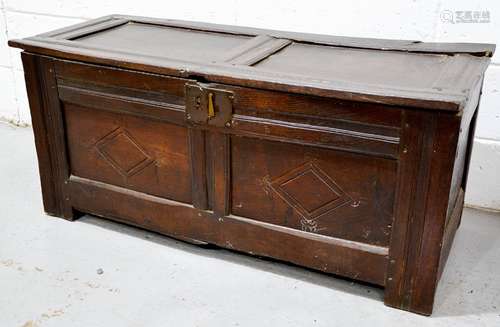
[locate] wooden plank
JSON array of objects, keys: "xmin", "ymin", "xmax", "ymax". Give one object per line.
[
  {"xmin": 222, "ymin": 35, "xmax": 274, "ymax": 62},
  {"xmin": 54, "ymin": 59, "xmax": 188, "ymax": 102},
  {"xmin": 21, "ymin": 53, "xmax": 58, "ymax": 215},
  {"xmin": 52, "ymin": 18, "xmax": 128, "ymax": 40},
  {"xmin": 58, "ymin": 84, "xmax": 186, "ymax": 126},
  {"xmin": 405, "ymin": 113, "xmax": 461, "ymax": 314},
  {"xmin": 225, "ymin": 83, "xmax": 403, "ymax": 129},
  {"xmin": 37, "ymin": 15, "xmax": 116, "ymax": 38},
  {"xmin": 210, "ymin": 132, "xmax": 231, "ymax": 217},
  {"xmin": 68, "ymin": 175, "xmax": 389, "ymax": 285},
  {"xmin": 54, "ymin": 60, "xmax": 188, "ymax": 100},
  {"xmin": 223, "ymin": 35, "xmax": 292, "ymax": 66},
  {"xmin": 230, "ymin": 135, "xmax": 397, "ymax": 246},
  {"xmin": 188, "ymin": 128, "xmax": 209, "ymax": 210},
  {"xmin": 64, "ymin": 103, "xmax": 193, "ymax": 204},
  {"xmin": 384, "ymin": 110, "xmax": 431, "ymax": 311},
  {"xmin": 35, "ymin": 56, "xmax": 75, "ymax": 219},
  {"xmin": 232, "ymin": 114, "xmax": 400, "ymax": 159}
]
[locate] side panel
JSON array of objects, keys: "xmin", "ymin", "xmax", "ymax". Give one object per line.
[
  {"xmin": 438, "ymin": 80, "xmax": 482, "ymax": 282},
  {"xmin": 446, "ymin": 81, "xmax": 482, "ymax": 220}
]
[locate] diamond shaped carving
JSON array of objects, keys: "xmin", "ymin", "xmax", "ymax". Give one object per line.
[
  {"xmin": 268, "ymin": 162, "xmax": 352, "ymax": 221},
  {"xmin": 95, "ymin": 127, "xmax": 154, "ymax": 178}
]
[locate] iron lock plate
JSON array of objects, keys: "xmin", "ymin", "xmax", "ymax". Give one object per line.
[{"xmin": 185, "ymin": 82, "xmax": 234, "ymax": 128}]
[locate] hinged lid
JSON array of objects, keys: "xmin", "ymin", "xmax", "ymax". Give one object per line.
[{"xmin": 9, "ymin": 15, "xmax": 495, "ymax": 112}]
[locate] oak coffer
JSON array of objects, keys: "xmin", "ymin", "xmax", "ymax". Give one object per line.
[{"xmin": 9, "ymin": 15, "xmax": 495, "ymax": 315}]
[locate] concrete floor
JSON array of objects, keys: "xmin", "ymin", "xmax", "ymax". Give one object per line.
[{"xmin": 1, "ymin": 123, "xmax": 499, "ymax": 327}]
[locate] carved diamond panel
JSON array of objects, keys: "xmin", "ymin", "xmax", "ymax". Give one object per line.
[
  {"xmin": 95, "ymin": 127, "xmax": 154, "ymax": 178},
  {"xmin": 267, "ymin": 162, "xmax": 352, "ymax": 222}
]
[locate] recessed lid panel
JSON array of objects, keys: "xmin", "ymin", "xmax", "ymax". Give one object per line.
[
  {"xmin": 254, "ymin": 43, "xmax": 451, "ymax": 91},
  {"xmin": 74, "ymin": 22, "xmax": 250, "ymax": 64}
]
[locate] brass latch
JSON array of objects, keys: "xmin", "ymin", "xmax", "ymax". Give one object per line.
[
  {"xmin": 207, "ymin": 92, "xmax": 215, "ymax": 119},
  {"xmin": 185, "ymin": 82, "xmax": 234, "ymax": 127}
]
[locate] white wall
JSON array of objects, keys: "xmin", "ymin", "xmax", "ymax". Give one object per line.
[{"xmin": 0, "ymin": 0, "xmax": 499, "ymax": 210}]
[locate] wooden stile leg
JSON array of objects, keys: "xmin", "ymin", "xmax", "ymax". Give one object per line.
[
  {"xmin": 188, "ymin": 128, "xmax": 209, "ymax": 210},
  {"xmin": 384, "ymin": 111, "xmax": 461, "ymax": 315},
  {"xmin": 21, "ymin": 53, "xmax": 80, "ymax": 221},
  {"xmin": 210, "ymin": 132, "xmax": 231, "ymax": 218}
]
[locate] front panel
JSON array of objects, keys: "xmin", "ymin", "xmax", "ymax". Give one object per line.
[
  {"xmin": 34, "ymin": 58, "xmax": 401, "ymax": 286},
  {"xmin": 55, "ymin": 60, "xmax": 193, "ymax": 204},
  {"xmin": 231, "ymin": 136, "xmax": 397, "ymax": 246},
  {"xmin": 64, "ymin": 104, "xmax": 192, "ymax": 203}
]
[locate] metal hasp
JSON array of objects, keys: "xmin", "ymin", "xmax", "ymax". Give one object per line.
[{"xmin": 185, "ymin": 82, "xmax": 234, "ymax": 127}]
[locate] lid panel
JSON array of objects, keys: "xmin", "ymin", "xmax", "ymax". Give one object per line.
[
  {"xmin": 74, "ymin": 22, "xmax": 251, "ymax": 63},
  {"xmin": 254, "ymin": 43, "xmax": 451, "ymax": 91}
]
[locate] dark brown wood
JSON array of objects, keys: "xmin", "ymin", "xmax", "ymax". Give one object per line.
[
  {"xmin": 64, "ymin": 103, "xmax": 192, "ymax": 203},
  {"xmin": 54, "ymin": 59, "xmax": 188, "ymax": 105},
  {"xmin": 40, "ymin": 56, "xmax": 75, "ymax": 219},
  {"xmin": 188, "ymin": 128, "xmax": 209, "ymax": 210},
  {"xmin": 11, "ymin": 16, "xmax": 493, "ymax": 316},
  {"xmin": 58, "ymin": 83, "xmax": 186, "ymax": 125},
  {"xmin": 21, "ymin": 53, "xmax": 58, "ymax": 215},
  {"xmin": 228, "ymin": 84, "xmax": 403, "ymax": 129},
  {"xmin": 21, "ymin": 54, "xmax": 76, "ymax": 219},
  {"xmin": 222, "ymin": 35, "xmax": 292, "ymax": 66},
  {"xmin": 210, "ymin": 132, "xmax": 231, "ymax": 218},
  {"xmin": 384, "ymin": 110, "xmax": 462, "ymax": 315},
  {"xmin": 231, "ymin": 115, "xmax": 399, "ymax": 159},
  {"xmin": 230, "ymin": 136, "xmax": 396, "ymax": 246}
]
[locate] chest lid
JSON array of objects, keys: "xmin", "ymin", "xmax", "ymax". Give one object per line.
[{"xmin": 9, "ymin": 14, "xmax": 495, "ymax": 111}]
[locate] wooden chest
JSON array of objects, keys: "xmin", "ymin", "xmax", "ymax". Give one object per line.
[{"xmin": 9, "ymin": 15, "xmax": 494, "ymax": 315}]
